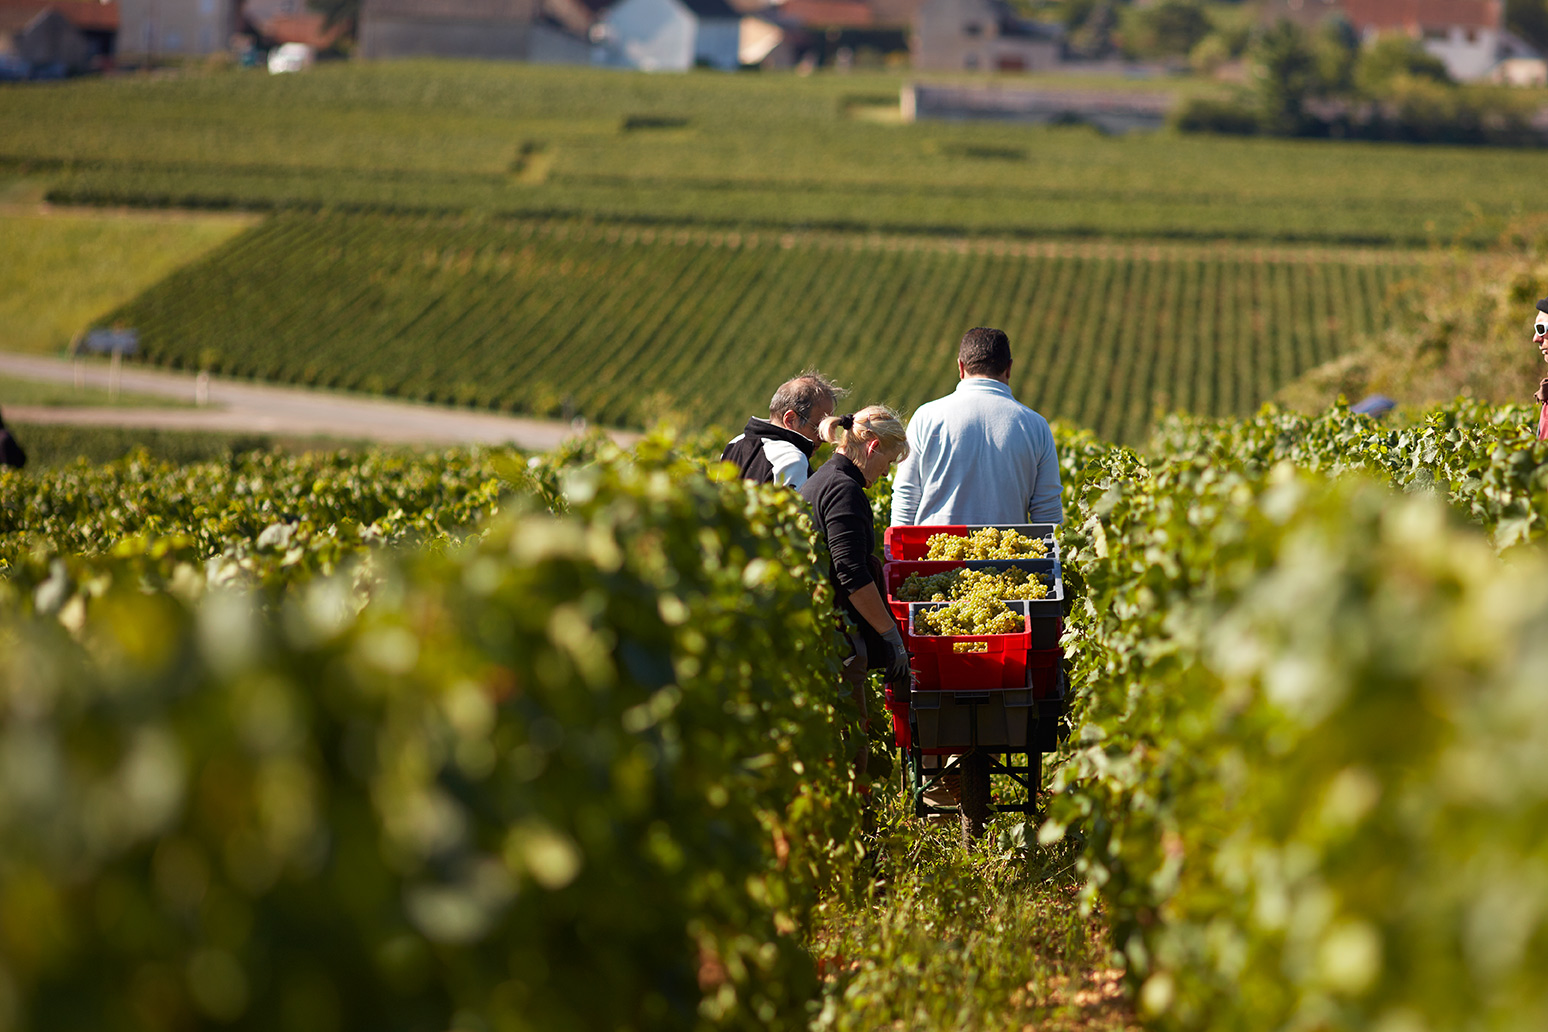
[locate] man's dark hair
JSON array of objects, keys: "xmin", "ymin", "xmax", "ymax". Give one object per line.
[
  {"xmin": 959, "ymin": 327, "xmax": 1012, "ymax": 377},
  {"xmin": 769, "ymin": 371, "xmax": 846, "ymax": 423}
]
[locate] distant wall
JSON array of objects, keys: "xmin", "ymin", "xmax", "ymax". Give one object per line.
[
  {"xmin": 359, "ymin": 17, "xmax": 533, "ymax": 58},
  {"xmin": 118, "ymin": 0, "xmax": 237, "ymax": 58},
  {"xmin": 902, "ymin": 82, "xmax": 1172, "ymax": 131},
  {"xmin": 529, "ymin": 21, "xmax": 593, "ymax": 62}
]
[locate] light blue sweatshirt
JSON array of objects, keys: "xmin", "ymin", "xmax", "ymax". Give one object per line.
[{"xmin": 890, "ymin": 378, "xmax": 1063, "ymax": 527}]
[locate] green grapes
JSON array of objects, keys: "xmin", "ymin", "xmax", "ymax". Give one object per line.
[
  {"xmin": 896, "ymin": 566, "xmax": 1049, "ymax": 604},
  {"xmin": 914, "ymin": 597, "xmax": 1025, "ymax": 636},
  {"xmin": 925, "ymin": 528, "xmax": 1049, "ymax": 560}
]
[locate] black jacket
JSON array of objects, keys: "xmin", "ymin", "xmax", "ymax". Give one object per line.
[
  {"xmin": 0, "ymin": 410, "xmax": 24, "ymax": 471},
  {"xmin": 721, "ymin": 417, "xmax": 817, "ymax": 487},
  {"xmin": 800, "ymin": 453, "xmax": 877, "ymax": 624}
]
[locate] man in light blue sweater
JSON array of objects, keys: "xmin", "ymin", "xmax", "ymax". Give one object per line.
[{"xmin": 891, "ymin": 327, "xmax": 1063, "ymax": 527}]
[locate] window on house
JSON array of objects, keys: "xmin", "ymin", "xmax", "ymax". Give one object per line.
[
  {"xmin": 1422, "ymin": 26, "xmax": 1447, "ymax": 40},
  {"xmin": 963, "ymin": 22, "xmax": 982, "ymax": 36},
  {"xmin": 1465, "ymin": 28, "xmax": 1478, "ymax": 42}
]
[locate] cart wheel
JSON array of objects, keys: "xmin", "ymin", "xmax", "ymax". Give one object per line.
[{"xmin": 958, "ymin": 751, "xmax": 991, "ymax": 846}]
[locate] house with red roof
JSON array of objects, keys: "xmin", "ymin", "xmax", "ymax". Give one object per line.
[
  {"xmin": 1341, "ymin": 0, "xmax": 1503, "ymax": 80},
  {"xmin": 1275, "ymin": 0, "xmax": 1508, "ymax": 81},
  {"xmin": 0, "ymin": 0, "xmax": 116, "ymax": 74}
]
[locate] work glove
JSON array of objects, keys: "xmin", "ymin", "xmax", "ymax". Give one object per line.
[
  {"xmin": 879, "ymin": 625, "xmax": 911, "ymax": 684},
  {"xmin": 1535, "ymin": 378, "xmax": 1548, "ymax": 406}
]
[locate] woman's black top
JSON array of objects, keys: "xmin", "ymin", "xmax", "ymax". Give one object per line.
[{"xmin": 799, "ymin": 453, "xmax": 876, "ymax": 628}]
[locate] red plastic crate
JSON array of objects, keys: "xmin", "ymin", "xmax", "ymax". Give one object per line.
[
  {"xmin": 884, "ymin": 683, "xmax": 911, "ymax": 750},
  {"xmin": 883, "ymin": 560, "xmax": 1063, "ymax": 648},
  {"xmin": 1027, "ymin": 647, "xmax": 1061, "ymax": 700},
  {"xmin": 882, "ymin": 560, "xmax": 965, "ymax": 629},
  {"xmin": 884, "ymin": 524, "xmax": 1058, "ymax": 562},
  {"xmin": 907, "ymin": 601, "xmax": 1032, "ymax": 691}
]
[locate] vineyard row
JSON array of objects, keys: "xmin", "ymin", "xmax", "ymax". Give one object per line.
[{"xmin": 108, "ymin": 212, "xmax": 1421, "ymax": 444}]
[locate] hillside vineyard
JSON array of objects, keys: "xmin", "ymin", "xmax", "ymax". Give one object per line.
[
  {"xmin": 7, "ymin": 63, "xmax": 1548, "ymax": 246},
  {"xmin": 112, "ymin": 213, "xmax": 1418, "ymax": 443}
]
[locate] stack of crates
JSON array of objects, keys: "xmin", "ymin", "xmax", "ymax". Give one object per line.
[{"xmin": 880, "ymin": 524, "xmax": 1063, "ymax": 753}]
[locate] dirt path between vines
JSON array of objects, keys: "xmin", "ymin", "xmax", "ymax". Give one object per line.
[{"xmin": 0, "ymin": 352, "xmax": 641, "ymax": 451}]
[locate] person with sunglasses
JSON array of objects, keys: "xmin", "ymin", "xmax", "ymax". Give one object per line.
[
  {"xmin": 1533, "ymin": 301, "xmax": 1548, "ymax": 441},
  {"xmin": 720, "ymin": 371, "xmax": 845, "ymax": 488}
]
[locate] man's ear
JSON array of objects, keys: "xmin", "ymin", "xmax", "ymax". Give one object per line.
[
  {"xmin": 778, "ymin": 410, "xmax": 798, "ymax": 430},
  {"xmin": 957, "ymin": 359, "xmax": 967, "ymax": 380}
]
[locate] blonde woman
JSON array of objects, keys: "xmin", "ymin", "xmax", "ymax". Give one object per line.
[{"xmin": 799, "ymin": 406, "xmax": 913, "ymax": 776}]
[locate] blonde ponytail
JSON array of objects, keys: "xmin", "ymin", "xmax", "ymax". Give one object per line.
[{"xmin": 820, "ymin": 405, "xmax": 909, "ymax": 462}]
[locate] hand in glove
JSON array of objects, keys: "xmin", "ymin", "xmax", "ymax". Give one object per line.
[
  {"xmin": 1535, "ymin": 378, "xmax": 1548, "ymax": 406},
  {"xmin": 879, "ymin": 625, "xmax": 911, "ymax": 684}
]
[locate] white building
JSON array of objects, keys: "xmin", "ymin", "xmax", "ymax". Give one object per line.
[
  {"xmin": 118, "ymin": 0, "xmax": 238, "ymax": 59},
  {"xmin": 595, "ymin": 0, "xmax": 740, "ymax": 70},
  {"xmin": 912, "ymin": 0, "xmax": 1061, "ymax": 73},
  {"xmin": 1340, "ymin": 0, "xmax": 1502, "ymax": 81}
]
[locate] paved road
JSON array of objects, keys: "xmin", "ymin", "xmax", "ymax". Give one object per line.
[{"xmin": 0, "ymin": 352, "xmax": 640, "ymax": 450}]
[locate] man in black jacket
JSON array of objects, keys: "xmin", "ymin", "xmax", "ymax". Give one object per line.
[
  {"xmin": 720, "ymin": 371, "xmax": 844, "ymax": 488},
  {"xmin": 0, "ymin": 407, "xmax": 25, "ymax": 471}
]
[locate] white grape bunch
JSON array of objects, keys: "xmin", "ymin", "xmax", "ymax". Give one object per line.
[
  {"xmin": 896, "ymin": 566, "xmax": 1049, "ymax": 604},
  {"xmin": 924, "ymin": 527, "xmax": 1049, "ymax": 560},
  {"xmin": 914, "ymin": 596, "xmax": 1025, "ymax": 636}
]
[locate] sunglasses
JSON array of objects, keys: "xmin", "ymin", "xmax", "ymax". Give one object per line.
[{"xmin": 1537, "ymin": 323, "xmax": 1548, "ymax": 337}]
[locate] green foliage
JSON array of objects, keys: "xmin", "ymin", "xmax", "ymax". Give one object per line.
[
  {"xmin": 812, "ymin": 795, "xmax": 1119, "ymax": 1031},
  {"xmin": 1252, "ymin": 20, "xmax": 1320, "ymax": 136},
  {"xmin": 1355, "ymin": 32, "xmax": 1452, "ymax": 93},
  {"xmin": 1185, "ymin": 21, "xmax": 1536, "ymax": 145},
  {"xmin": 1311, "ymin": 18, "xmax": 1359, "ymax": 96},
  {"xmin": 1122, "ymin": 0, "xmax": 1212, "ymax": 59},
  {"xmin": 0, "ymin": 210, "xmax": 251, "ymax": 355},
  {"xmin": 1279, "ymin": 217, "xmax": 1548, "ymax": 412},
  {"xmin": 4, "ymin": 424, "xmax": 365, "ymax": 470},
  {"xmin": 0, "ymin": 446, "xmax": 509, "ymax": 582},
  {"xmin": 1170, "ymin": 95, "xmax": 1258, "ymax": 135},
  {"xmin": 1045, "ymin": 398, "xmax": 1548, "ymax": 1030},
  {"xmin": 95, "ymin": 211, "xmax": 1418, "ymax": 444},
  {"xmin": 0, "ymin": 439, "xmax": 861, "ymax": 1031}
]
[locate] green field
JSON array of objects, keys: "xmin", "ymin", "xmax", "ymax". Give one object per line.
[
  {"xmin": 104, "ymin": 211, "xmax": 1420, "ymax": 442},
  {"xmin": 0, "ymin": 206, "xmax": 254, "ymax": 354},
  {"xmin": 0, "ymin": 373, "xmax": 189, "ymax": 409},
  {"xmin": 3, "ymin": 62, "xmax": 1545, "ymax": 245}
]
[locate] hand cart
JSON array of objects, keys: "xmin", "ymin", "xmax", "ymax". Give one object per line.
[{"xmin": 881, "ymin": 524, "xmax": 1070, "ymax": 844}]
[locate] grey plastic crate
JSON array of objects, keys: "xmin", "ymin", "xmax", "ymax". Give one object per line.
[
  {"xmin": 962, "ymin": 524, "xmax": 1060, "ymax": 563},
  {"xmin": 912, "ymin": 686, "xmax": 1034, "ymax": 750}
]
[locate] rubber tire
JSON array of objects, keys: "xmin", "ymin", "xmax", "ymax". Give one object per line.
[{"xmin": 958, "ymin": 751, "xmax": 991, "ymax": 846}]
